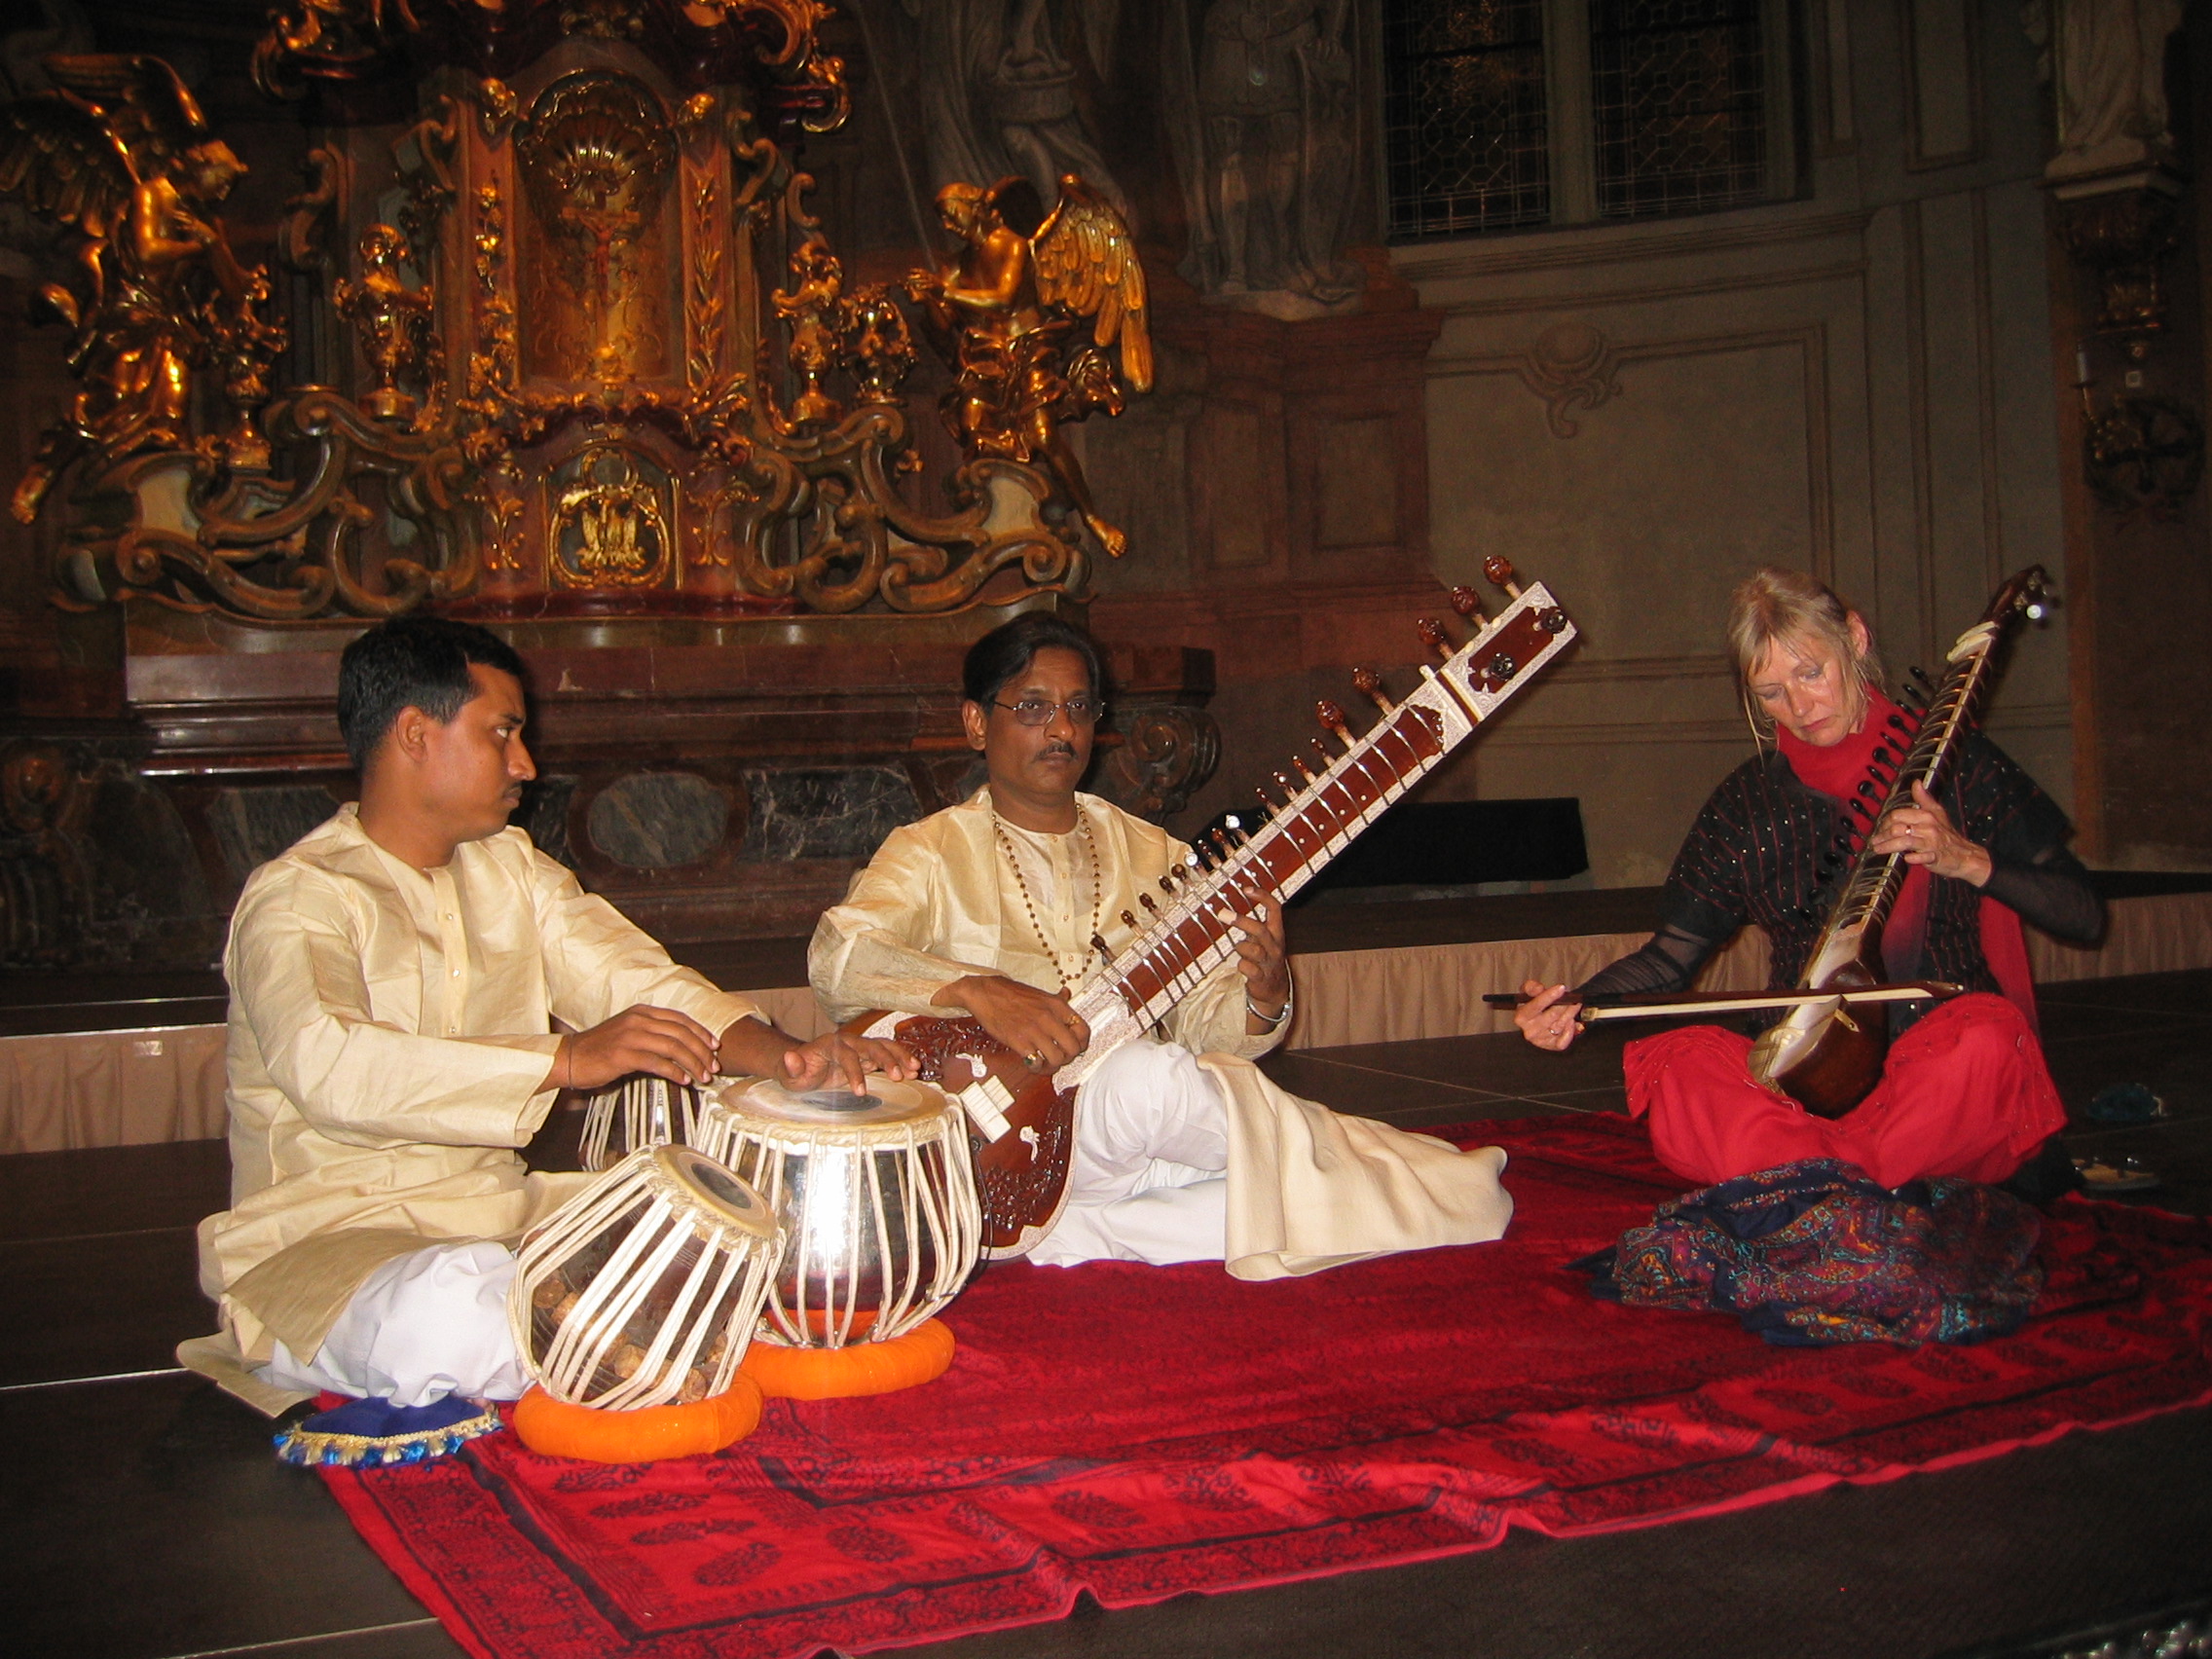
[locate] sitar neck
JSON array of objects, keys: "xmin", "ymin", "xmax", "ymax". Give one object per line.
[
  {"xmin": 1807, "ymin": 568, "xmax": 2052, "ymax": 965},
  {"xmin": 1070, "ymin": 581, "xmax": 1579, "ymax": 1048}
]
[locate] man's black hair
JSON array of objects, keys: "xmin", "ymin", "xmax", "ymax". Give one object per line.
[
  {"xmin": 337, "ymin": 616, "xmax": 529, "ymax": 772},
  {"xmin": 961, "ymin": 612, "xmax": 1105, "ymax": 710}
]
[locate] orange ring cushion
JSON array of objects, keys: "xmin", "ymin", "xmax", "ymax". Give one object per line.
[
  {"xmin": 741, "ymin": 1317, "xmax": 956, "ymax": 1400},
  {"xmin": 510, "ymin": 1376, "xmax": 763, "ymax": 1463}
]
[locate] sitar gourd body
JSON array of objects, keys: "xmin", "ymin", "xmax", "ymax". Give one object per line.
[
  {"xmin": 1748, "ymin": 567, "xmax": 2053, "ymax": 1119},
  {"xmin": 857, "ymin": 566, "xmax": 1580, "ymax": 1257}
]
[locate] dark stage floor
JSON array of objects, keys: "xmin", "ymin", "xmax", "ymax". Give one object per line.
[{"xmin": 4, "ymin": 972, "xmax": 2209, "ymax": 1659}]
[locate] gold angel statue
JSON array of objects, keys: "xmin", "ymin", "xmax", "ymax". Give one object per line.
[
  {"xmin": 0, "ymin": 55, "xmax": 285, "ymax": 522},
  {"xmin": 904, "ymin": 173, "xmax": 1151, "ymax": 558}
]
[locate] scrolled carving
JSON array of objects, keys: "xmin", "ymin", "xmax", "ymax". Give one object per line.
[
  {"xmin": 60, "ymin": 392, "xmax": 477, "ymax": 621},
  {"xmin": 1092, "ymin": 705, "xmax": 1223, "ymax": 823},
  {"xmin": 1517, "ymin": 321, "xmax": 1622, "ymax": 439},
  {"xmin": 251, "ymin": 0, "xmax": 849, "ymax": 134}
]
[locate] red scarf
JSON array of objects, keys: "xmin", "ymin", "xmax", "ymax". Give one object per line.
[{"xmin": 1775, "ymin": 690, "xmax": 2037, "ymax": 1030}]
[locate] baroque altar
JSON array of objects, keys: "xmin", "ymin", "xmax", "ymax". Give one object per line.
[{"xmin": 0, "ymin": 0, "xmax": 1218, "ymax": 967}]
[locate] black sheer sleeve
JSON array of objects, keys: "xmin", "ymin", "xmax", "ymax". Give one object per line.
[
  {"xmin": 1981, "ymin": 843, "xmax": 2104, "ymax": 945},
  {"xmin": 1960, "ymin": 734, "xmax": 2105, "ymax": 946},
  {"xmin": 1574, "ymin": 889, "xmax": 1741, "ymax": 999}
]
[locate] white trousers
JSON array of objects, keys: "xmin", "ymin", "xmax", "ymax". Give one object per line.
[
  {"xmin": 1026, "ymin": 1040, "xmax": 1231, "ymax": 1268},
  {"xmin": 257, "ymin": 1239, "xmax": 531, "ymax": 1407},
  {"xmin": 257, "ymin": 1042, "xmax": 1235, "ymax": 1399}
]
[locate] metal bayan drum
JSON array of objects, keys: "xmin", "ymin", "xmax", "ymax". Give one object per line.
[
  {"xmin": 508, "ymin": 1144, "xmax": 779, "ymax": 1409},
  {"xmin": 691, "ymin": 1078, "xmax": 981, "ymax": 1348}
]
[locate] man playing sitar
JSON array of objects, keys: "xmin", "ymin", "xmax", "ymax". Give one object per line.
[
  {"xmin": 1516, "ymin": 568, "xmax": 2102, "ymax": 1193},
  {"xmin": 812, "ymin": 612, "xmax": 1517, "ymax": 1272}
]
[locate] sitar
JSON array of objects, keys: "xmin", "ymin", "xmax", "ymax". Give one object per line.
[
  {"xmin": 1747, "ymin": 566, "xmax": 2055, "ymax": 1118},
  {"xmin": 864, "ymin": 559, "xmax": 1579, "ymax": 1257}
]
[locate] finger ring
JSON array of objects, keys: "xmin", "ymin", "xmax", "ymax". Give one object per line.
[{"xmin": 1023, "ymin": 1051, "xmax": 1045, "ymax": 1070}]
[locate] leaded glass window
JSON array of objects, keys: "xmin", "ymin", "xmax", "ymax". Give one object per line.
[
  {"xmin": 1382, "ymin": 0, "xmax": 1785, "ymax": 240},
  {"xmin": 1382, "ymin": 0, "xmax": 1551, "ymax": 238},
  {"xmin": 1590, "ymin": 0, "xmax": 1769, "ymax": 218}
]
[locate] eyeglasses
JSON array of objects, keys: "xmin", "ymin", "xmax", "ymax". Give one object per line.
[{"xmin": 992, "ymin": 695, "xmax": 1106, "ymax": 727}]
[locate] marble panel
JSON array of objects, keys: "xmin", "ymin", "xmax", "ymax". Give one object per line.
[
  {"xmin": 738, "ymin": 766, "xmax": 921, "ymax": 863},
  {"xmin": 586, "ymin": 772, "xmax": 730, "ymax": 870},
  {"xmin": 205, "ymin": 785, "xmax": 344, "ymax": 885}
]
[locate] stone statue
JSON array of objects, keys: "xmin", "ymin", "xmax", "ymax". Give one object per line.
[
  {"xmin": 0, "ymin": 53, "xmax": 285, "ymax": 520},
  {"xmin": 904, "ymin": 173, "xmax": 1151, "ymax": 557},
  {"xmin": 2027, "ymin": 0, "xmax": 2186, "ymax": 181},
  {"xmin": 899, "ymin": 0, "xmax": 1130, "ymax": 225},
  {"xmin": 1164, "ymin": 0, "xmax": 1362, "ymax": 318}
]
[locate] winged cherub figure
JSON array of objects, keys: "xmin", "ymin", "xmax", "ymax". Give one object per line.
[
  {"xmin": 904, "ymin": 174, "xmax": 1152, "ymax": 558},
  {"xmin": 0, "ymin": 55, "xmax": 284, "ymax": 522}
]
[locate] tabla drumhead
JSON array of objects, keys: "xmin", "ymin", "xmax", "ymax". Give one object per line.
[
  {"xmin": 651, "ymin": 1144, "xmax": 779, "ymax": 1240},
  {"xmin": 719, "ymin": 1076, "xmax": 947, "ymax": 1130}
]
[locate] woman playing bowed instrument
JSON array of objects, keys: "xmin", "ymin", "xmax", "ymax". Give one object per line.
[{"xmin": 1515, "ymin": 568, "xmax": 2101, "ymax": 1192}]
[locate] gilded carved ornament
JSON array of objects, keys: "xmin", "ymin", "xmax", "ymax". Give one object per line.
[
  {"xmin": 1, "ymin": 31, "xmax": 1148, "ymax": 621},
  {"xmin": 251, "ymin": 0, "xmax": 848, "ymax": 132},
  {"xmin": 904, "ymin": 173, "xmax": 1152, "ymax": 559},
  {"xmin": 0, "ymin": 55, "xmax": 287, "ymax": 523}
]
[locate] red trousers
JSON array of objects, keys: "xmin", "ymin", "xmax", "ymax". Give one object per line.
[{"xmin": 1623, "ymin": 993, "xmax": 2066, "ymax": 1190}]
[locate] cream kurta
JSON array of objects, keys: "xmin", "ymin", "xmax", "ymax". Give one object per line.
[
  {"xmin": 199, "ymin": 805, "xmax": 762, "ymax": 1367},
  {"xmin": 809, "ymin": 787, "xmax": 1275, "ymax": 1061},
  {"xmin": 811, "ymin": 787, "xmax": 1514, "ymax": 1275}
]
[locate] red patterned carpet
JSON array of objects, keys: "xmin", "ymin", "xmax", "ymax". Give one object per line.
[{"xmin": 322, "ymin": 1117, "xmax": 2212, "ymax": 1659}]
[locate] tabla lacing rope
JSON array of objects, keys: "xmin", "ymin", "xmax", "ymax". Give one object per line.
[{"xmin": 994, "ymin": 810, "xmax": 1101, "ymax": 993}]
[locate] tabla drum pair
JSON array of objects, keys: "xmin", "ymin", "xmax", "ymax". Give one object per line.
[{"xmin": 519, "ymin": 1076, "xmax": 980, "ymax": 1406}]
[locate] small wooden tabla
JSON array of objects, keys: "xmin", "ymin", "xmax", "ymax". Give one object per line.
[
  {"xmin": 691, "ymin": 1077, "xmax": 981, "ymax": 1349},
  {"xmin": 508, "ymin": 1144, "xmax": 779, "ymax": 1410},
  {"xmin": 578, "ymin": 1075, "xmax": 701, "ymax": 1173}
]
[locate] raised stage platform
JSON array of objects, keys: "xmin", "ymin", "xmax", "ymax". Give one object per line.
[{"xmin": 4, "ymin": 878, "xmax": 2210, "ymax": 1154}]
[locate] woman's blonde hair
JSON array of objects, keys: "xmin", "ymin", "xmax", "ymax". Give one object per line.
[{"xmin": 1726, "ymin": 567, "xmax": 1885, "ymax": 744}]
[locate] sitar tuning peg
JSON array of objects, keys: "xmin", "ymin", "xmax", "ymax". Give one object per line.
[
  {"xmin": 1448, "ymin": 585, "xmax": 1486, "ymax": 623},
  {"xmin": 1309, "ymin": 739, "xmax": 1334, "ymax": 772},
  {"xmin": 1138, "ymin": 893, "xmax": 1159, "ymax": 915},
  {"xmin": 1481, "ymin": 556, "xmax": 1524, "ymax": 598},
  {"xmin": 1352, "ymin": 668, "xmax": 1393, "ymax": 715},
  {"xmin": 1091, "ymin": 932, "xmax": 1114, "ymax": 964},
  {"xmin": 1121, "ymin": 910, "xmax": 1139, "ymax": 930},
  {"xmin": 1292, "ymin": 756, "xmax": 1318, "ymax": 783},
  {"xmin": 1415, "ymin": 618, "xmax": 1454, "ymax": 662},
  {"xmin": 1275, "ymin": 769, "xmax": 1302, "ymax": 795},
  {"xmin": 1316, "ymin": 699, "xmax": 1354, "ymax": 744}
]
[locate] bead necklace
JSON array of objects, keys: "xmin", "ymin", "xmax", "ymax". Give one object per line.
[{"xmin": 994, "ymin": 809, "xmax": 1101, "ymax": 992}]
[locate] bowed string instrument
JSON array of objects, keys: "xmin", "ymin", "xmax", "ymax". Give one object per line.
[
  {"xmin": 857, "ymin": 559, "xmax": 1579, "ymax": 1259},
  {"xmin": 1745, "ymin": 565, "xmax": 2054, "ymax": 1117},
  {"xmin": 1491, "ymin": 567, "xmax": 2056, "ymax": 1119}
]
